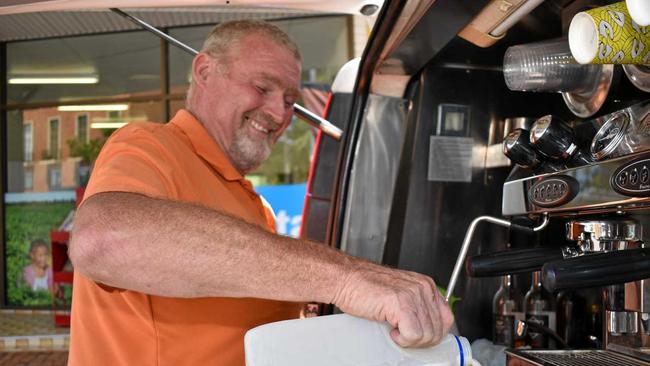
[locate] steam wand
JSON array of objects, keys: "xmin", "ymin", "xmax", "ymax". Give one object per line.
[{"xmin": 444, "ymin": 213, "xmax": 549, "ymax": 302}]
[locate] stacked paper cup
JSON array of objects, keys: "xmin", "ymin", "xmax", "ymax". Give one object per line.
[{"xmin": 569, "ymin": 2, "xmax": 650, "ymax": 65}]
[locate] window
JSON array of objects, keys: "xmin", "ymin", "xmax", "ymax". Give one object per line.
[
  {"xmin": 24, "ymin": 168, "xmax": 33, "ymax": 190},
  {"xmin": 3, "ymin": 13, "xmax": 354, "ymax": 307},
  {"xmin": 47, "ymin": 164, "xmax": 61, "ymax": 190},
  {"xmin": 23, "ymin": 121, "xmax": 33, "ymax": 162},
  {"xmin": 76, "ymin": 114, "xmax": 89, "ymax": 143},
  {"xmin": 48, "ymin": 117, "xmax": 60, "ymax": 160},
  {"xmin": 108, "ymin": 110, "xmax": 120, "ymax": 120},
  {"xmin": 3, "ymin": 28, "xmax": 165, "ymax": 309},
  {"xmin": 7, "ymin": 31, "xmax": 162, "ymax": 105}
]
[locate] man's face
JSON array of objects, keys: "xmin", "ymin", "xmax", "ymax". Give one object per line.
[{"xmin": 196, "ymin": 33, "xmax": 301, "ymax": 174}]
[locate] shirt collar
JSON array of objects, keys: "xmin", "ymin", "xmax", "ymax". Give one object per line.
[{"xmin": 170, "ymin": 109, "xmax": 244, "ymax": 182}]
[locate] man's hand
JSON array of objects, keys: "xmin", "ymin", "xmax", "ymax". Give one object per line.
[{"xmin": 331, "ymin": 260, "xmax": 454, "ymax": 348}]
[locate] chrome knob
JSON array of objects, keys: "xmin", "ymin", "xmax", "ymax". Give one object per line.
[
  {"xmin": 530, "ymin": 115, "xmax": 577, "ymax": 160},
  {"xmin": 503, "ymin": 128, "xmax": 540, "ymax": 168}
]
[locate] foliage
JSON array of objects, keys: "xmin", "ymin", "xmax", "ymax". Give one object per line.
[
  {"xmin": 437, "ymin": 286, "xmax": 461, "ymax": 313},
  {"xmin": 41, "ymin": 149, "xmax": 58, "ymax": 160},
  {"xmin": 6, "ymin": 202, "xmax": 74, "ymax": 307},
  {"xmin": 53, "ymin": 284, "xmax": 73, "ymax": 308},
  {"xmin": 67, "ymin": 137, "xmax": 105, "ymax": 165}
]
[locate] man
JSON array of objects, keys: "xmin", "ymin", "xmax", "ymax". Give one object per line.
[{"xmin": 68, "ymin": 20, "xmax": 453, "ymax": 365}]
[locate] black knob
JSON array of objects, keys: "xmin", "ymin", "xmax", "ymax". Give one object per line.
[
  {"xmin": 503, "ymin": 129, "xmax": 540, "ymax": 168},
  {"xmin": 530, "ymin": 115, "xmax": 577, "ymax": 160},
  {"xmin": 567, "ymin": 148, "xmax": 594, "ymax": 167}
]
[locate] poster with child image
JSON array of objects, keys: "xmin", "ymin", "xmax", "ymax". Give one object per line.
[{"xmin": 5, "ymin": 201, "xmax": 74, "ymax": 307}]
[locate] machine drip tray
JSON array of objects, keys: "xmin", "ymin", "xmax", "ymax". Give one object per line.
[{"xmin": 506, "ymin": 349, "xmax": 650, "ymax": 366}]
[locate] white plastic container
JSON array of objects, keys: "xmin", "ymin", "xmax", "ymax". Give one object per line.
[{"xmin": 245, "ymin": 313, "xmax": 472, "ymax": 366}]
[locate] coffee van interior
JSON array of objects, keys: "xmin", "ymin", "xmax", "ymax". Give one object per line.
[
  {"xmin": 302, "ymin": 1, "xmax": 650, "ymax": 365},
  {"xmin": 3, "ymin": 1, "xmax": 650, "ymax": 365}
]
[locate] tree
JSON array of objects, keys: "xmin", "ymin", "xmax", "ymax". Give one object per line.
[{"xmin": 67, "ymin": 137, "xmax": 106, "ymax": 186}]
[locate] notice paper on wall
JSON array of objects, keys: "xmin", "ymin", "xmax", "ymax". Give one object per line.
[{"xmin": 427, "ymin": 136, "xmax": 474, "ymax": 183}]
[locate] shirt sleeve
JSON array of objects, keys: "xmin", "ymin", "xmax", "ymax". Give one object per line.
[
  {"xmin": 83, "ymin": 124, "xmax": 177, "ymax": 203},
  {"xmin": 258, "ymin": 195, "xmax": 277, "ymax": 234}
]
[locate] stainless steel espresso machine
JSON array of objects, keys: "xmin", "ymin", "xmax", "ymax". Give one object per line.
[{"xmin": 466, "ymin": 100, "xmax": 650, "ymax": 365}]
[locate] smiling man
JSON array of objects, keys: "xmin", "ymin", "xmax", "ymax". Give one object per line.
[
  {"xmin": 68, "ymin": 20, "xmax": 453, "ymax": 366},
  {"xmin": 188, "ymin": 23, "xmax": 301, "ymax": 174}
]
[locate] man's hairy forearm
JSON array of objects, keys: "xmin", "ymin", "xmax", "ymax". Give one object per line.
[
  {"xmin": 70, "ymin": 192, "xmax": 351, "ymax": 303},
  {"xmin": 71, "ymin": 192, "xmax": 455, "ymax": 347}
]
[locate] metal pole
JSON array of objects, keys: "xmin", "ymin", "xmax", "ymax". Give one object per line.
[
  {"xmin": 110, "ymin": 8, "xmax": 343, "ymax": 140},
  {"xmin": 293, "ymin": 103, "xmax": 342, "ymax": 140},
  {"xmin": 110, "ymin": 8, "xmax": 199, "ymax": 55}
]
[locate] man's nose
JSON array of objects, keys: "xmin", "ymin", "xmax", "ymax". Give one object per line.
[{"xmin": 264, "ymin": 92, "xmax": 289, "ymax": 124}]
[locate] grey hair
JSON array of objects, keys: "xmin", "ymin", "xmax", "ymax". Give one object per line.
[{"xmin": 186, "ymin": 20, "xmax": 301, "ymax": 107}]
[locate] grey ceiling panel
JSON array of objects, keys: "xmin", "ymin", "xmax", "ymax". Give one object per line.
[{"xmin": 0, "ymin": 7, "xmax": 325, "ymax": 42}]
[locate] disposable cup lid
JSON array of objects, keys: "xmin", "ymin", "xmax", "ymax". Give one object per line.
[
  {"xmin": 627, "ymin": 0, "xmax": 650, "ymax": 26},
  {"xmin": 569, "ymin": 12, "xmax": 598, "ymax": 64}
]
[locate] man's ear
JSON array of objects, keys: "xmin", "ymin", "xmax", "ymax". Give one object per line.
[{"xmin": 191, "ymin": 53, "xmax": 212, "ymax": 88}]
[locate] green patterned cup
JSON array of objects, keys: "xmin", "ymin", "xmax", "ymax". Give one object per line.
[{"xmin": 569, "ymin": 1, "xmax": 650, "ymax": 64}]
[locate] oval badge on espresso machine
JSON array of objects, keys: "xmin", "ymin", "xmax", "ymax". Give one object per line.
[
  {"xmin": 528, "ymin": 176, "xmax": 579, "ymax": 208},
  {"xmin": 611, "ymin": 156, "xmax": 650, "ymax": 196}
]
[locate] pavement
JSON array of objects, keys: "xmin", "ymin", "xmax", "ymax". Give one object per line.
[
  {"xmin": 0, "ymin": 310, "xmax": 69, "ymax": 366},
  {"xmin": 0, "ymin": 350, "xmax": 67, "ymax": 366}
]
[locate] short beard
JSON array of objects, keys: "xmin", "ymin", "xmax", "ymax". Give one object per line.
[{"xmin": 228, "ymin": 127, "xmax": 273, "ymax": 174}]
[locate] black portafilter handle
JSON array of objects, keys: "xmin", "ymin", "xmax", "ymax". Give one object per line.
[
  {"xmin": 466, "ymin": 247, "xmax": 564, "ymax": 277},
  {"xmin": 542, "ymin": 248, "xmax": 650, "ymax": 292},
  {"xmin": 503, "ymin": 128, "xmax": 540, "ymax": 168},
  {"xmin": 529, "ymin": 115, "xmax": 576, "ymax": 161}
]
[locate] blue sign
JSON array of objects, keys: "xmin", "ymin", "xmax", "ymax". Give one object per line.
[{"xmin": 256, "ymin": 183, "xmax": 307, "ymax": 238}]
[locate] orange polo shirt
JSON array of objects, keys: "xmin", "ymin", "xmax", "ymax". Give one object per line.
[{"xmin": 68, "ymin": 109, "xmax": 301, "ymax": 366}]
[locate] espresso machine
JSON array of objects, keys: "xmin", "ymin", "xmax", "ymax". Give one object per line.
[{"xmin": 461, "ymin": 100, "xmax": 650, "ymax": 365}]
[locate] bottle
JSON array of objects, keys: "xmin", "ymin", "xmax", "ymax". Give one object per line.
[
  {"xmin": 245, "ymin": 313, "xmax": 473, "ymax": 366},
  {"xmin": 584, "ymin": 302, "xmax": 603, "ymax": 348},
  {"xmin": 556, "ymin": 290, "xmax": 584, "ymax": 348},
  {"xmin": 524, "ymin": 271, "xmax": 556, "ymax": 348},
  {"xmin": 492, "ymin": 274, "xmax": 524, "ymax": 347}
]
